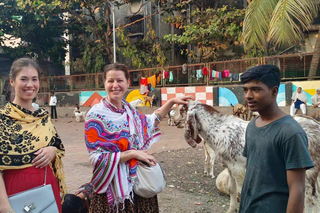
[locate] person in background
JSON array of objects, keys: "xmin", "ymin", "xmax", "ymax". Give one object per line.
[
  {"xmin": 32, "ymin": 97, "xmax": 39, "ymax": 110},
  {"xmin": 85, "ymin": 63, "xmax": 193, "ymax": 213},
  {"xmin": 290, "ymin": 87, "xmax": 307, "ymax": 116},
  {"xmin": 49, "ymin": 91, "xmax": 58, "ymax": 119},
  {"xmin": 0, "ymin": 58, "xmax": 66, "ymax": 213},
  {"xmin": 311, "ymin": 88, "xmax": 320, "ymax": 108}
]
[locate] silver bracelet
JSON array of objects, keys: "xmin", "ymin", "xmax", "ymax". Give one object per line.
[{"xmin": 7, "ymin": 209, "xmax": 15, "ymax": 213}]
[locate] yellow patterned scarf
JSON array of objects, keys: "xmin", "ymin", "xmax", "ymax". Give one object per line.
[{"xmin": 0, "ymin": 103, "xmax": 66, "ymax": 194}]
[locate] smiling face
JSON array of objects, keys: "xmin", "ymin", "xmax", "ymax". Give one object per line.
[
  {"xmin": 243, "ymin": 80, "xmax": 278, "ymax": 112},
  {"xmin": 104, "ymin": 70, "xmax": 130, "ymax": 108},
  {"xmin": 10, "ymin": 66, "xmax": 39, "ymax": 106}
]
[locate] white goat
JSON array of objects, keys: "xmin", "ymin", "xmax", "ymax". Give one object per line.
[
  {"xmin": 74, "ymin": 110, "xmax": 86, "ymax": 122},
  {"xmin": 167, "ymin": 108, "xmax": 175, "ymax": 126},
  {"xmin": 129, "ymin": 99, "xmax": 143, "ymax": 108},
  {"xmin": 173, "ymin": 105, "xmax": 216, "ymax": 178},
  {"xmin": 175, "ymin": 101, "xmax": 320, "ymax": 213},
  {"xmin": 203, "ymin": 141, "xmax": 216, "ymax": 178}
]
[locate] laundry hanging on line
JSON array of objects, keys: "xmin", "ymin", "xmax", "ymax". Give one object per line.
[
  {"xmin": 196, "ymin": 69, "xmax": 203, "ymax": 80},
  {"xmin": 169, "ymin": 71, "xmax": 174, "ymax": 82},
  {"xmin": 202, "ymin": 67, "xmax": 208, "ymax": 76},
  {"xmin": 139, "ymin": 77, "xmax": 149, "ymax": 95}
]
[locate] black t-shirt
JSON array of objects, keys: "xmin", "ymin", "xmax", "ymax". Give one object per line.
[{"xmin": 239, "ymin": 115, "xmax": 314, "ymax": 213}]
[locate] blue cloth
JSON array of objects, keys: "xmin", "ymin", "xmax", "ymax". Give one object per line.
[
  {"xmin": 196, "ymin": 69, "xmax": 203, "ymax": 80},
  {"xmin": 294, "ymin": 99, "xmax": 304, "ymax": 109},
  {"xmin": 169, "ymin": 71, "xmax": 174, "ymax": 83},
  {"xmin": 232, "ymin": 73, "xmax": 240, "ymax": 80}
]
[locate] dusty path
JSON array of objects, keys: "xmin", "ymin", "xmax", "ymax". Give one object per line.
[{"xmin": 56, "ymin": 107, "xmax": 230, "ymax": 213}]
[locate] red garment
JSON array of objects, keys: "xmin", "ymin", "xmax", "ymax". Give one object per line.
[
  {"xmin": 3, "ymin": 165, "xmax": 62, "ymax": 213},
  {"xmin": 140, "ymin": 78, "xmax": 149, "ymax": 95},
  {"xmin": 221, "ymin": 70, "xmax": 225, "ymax": 78},
  {"xmin": 202, "ymin": 67, "xmax": 208, "ymax": 76},
  {"xmin": 164, "ymin": 71, "xmax": 169, "ymax": 79}
]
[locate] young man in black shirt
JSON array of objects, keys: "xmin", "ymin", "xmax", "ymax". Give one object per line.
[{"xmin": 239, "ymin": 65, "xmax": 314, "ymax": 213}]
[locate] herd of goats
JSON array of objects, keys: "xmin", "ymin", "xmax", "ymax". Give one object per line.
[{"xmin": 164, "ymin": 101, "xmax": 320, "ymax": 213}]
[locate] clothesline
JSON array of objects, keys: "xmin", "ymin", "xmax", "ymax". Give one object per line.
[
  {"xmin": 139, "ymin": 66, "xmax": 245, "ymax": 95},
  {"xmin": 162, "ymin": 67, "xmax": 244, "ymax": 82},
  {"xmin": 139, "ymin": 74, "xmax": 161, "ymax": 95}
]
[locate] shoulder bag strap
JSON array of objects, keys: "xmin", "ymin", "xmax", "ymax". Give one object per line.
[{"xmin": 43, "ymin": 166, "xmax": 47, "ymax": 186}]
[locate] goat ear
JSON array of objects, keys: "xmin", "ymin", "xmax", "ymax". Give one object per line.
[
  {"xmin": 184, "ymin": 110, "xmax": 201, "ymax": 147},
  {"xmin": 186, "ymin": 110, "xmax": 199, "ymax": 141}
]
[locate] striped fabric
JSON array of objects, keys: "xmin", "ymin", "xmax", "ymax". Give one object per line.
[{"xmin": 85, "ymin": 98, "xmax": 161, "ymax": 205}]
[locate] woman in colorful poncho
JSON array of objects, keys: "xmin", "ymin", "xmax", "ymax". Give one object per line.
[
  {"xmin": 0, "ymin": 58, "xmax": 66, "ymax": 213},
  {"xmin": 85, "ymin": 63, "xmax": 192, "ymax": 212}
]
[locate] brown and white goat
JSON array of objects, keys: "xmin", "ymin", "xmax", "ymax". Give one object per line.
[
  {"xmin": 233, "ymin": 102, "xmax": 258, "ymax": 121},
  {"xmin": 232, "ymin": 103, "xmax": 248, "ymax": 120},
  {"xmin": 175, "ymin": 101, "xmax": 320, "ymax": 213}
]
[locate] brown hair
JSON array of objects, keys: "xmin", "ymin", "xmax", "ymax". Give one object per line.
[
  {"xmin": 10, "ymin": 58, "xmax": 41, "ymax": 80},
  {"xmin": 103, "ymin": 63, "xmax": 129, "ymax": 81}
]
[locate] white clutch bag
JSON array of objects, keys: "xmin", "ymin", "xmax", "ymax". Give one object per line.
[
  {"xmin": 133, "ymin": 162, "xmax": 166, "ymax": 198},
  {"xmin": 8, "ymin": 167, "xmax": 59, "ymax": 213}
]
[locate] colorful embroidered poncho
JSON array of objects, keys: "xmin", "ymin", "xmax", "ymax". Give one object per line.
[
  {"xmin": 0, "ymin": 103, "xmax": 66, "ymax": 194},
  {"xmin": 85, "ymin": 98, "xmax": 161, "ymax": 205}
]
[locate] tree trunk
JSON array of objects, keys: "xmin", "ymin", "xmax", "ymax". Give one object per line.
[
  {"xmin": 308, "ymin": 29, "xmax": 320, "ymax": 80},
  {"xmin": 105, "ymin": 1, "xmax": 114, "ymax": 63}
]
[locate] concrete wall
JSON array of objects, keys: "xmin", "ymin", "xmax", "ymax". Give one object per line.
[
  {"xmin": 37, "ymin": 92, "xmax": 80, "ymax": 107},
  {"xmin": 161, "ymin": 86, "xmax": 214, "ymax": 106},
  {"xmin": 218, "ymin": 83, "xmax": 289, "ymax": 106},
  {"xmin": 77, "ymin": 88, "xmax": 161, "ymax": 107}
]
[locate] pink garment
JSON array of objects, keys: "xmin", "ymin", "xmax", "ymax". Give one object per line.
[
  {"xmin": 215, "ymin": 71, "xmax": 220, "ymax": 78},
  {"xmin": 223, "ymin": 70, "xmax": 230, "ymax": 78}
]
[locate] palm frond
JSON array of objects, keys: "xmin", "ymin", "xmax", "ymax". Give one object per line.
[
  {"xmin": 268, "ymin": 0, "xmax": 319, "ymax": 47},
  {"xmin": 242, "ymin": 0, "xmax": 278, "ymax": 50}
]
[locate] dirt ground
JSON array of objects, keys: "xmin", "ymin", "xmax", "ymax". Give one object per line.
[{"xmin": 56, "ymin": 106, "xmax": 231, "ymax": 213}]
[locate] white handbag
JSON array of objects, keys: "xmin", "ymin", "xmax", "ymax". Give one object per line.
[
  {"xmin": 133, "ymin": 162, "xmax": 166, "ymax": 198},
  {"xmin": 8, "ymin": 167, "xmax": 59, "ymax": 213}
]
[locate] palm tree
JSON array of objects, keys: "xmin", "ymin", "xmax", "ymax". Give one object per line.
[{"xmin": 242, "ymin": 0, "xmax": 320, "ymax": 79}]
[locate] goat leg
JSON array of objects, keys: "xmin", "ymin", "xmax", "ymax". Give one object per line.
[{"xmin": 226, "ymin": 168, "xmax": 238, "ymax": 213}]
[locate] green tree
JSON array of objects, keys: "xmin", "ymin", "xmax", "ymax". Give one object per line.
[
  {"xmin": 0, "ymin": 1, "xmax": 67, "ymax": 75},
  {"xmin": 0, "ymin": 0, "xmax": 67, "ymax": 75},
  {"xmin": 17, "ymin": 0, "xmax": 172, "ymax": 70},
  {"xmin": 163, "ymin": 5, "xmax": 245, "ymax": 62},
  {"xmin": 242, "ymin": 0, "xmax": 320, "ymax": 79},
  {"xmin": 117, "ymin": 19, "xmax": 168, "ymax": 69}
]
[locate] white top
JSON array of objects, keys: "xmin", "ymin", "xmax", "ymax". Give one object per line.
[
  {"xmin": 49, "ymin": 96, "xmax": 57, "ymax": 106},
  {"xmin": 292, "ymin": 90, "xmax": 307, "ymax": 103},
  {"xmin": 311, "ymin": 88, "xmax": 320, "ymax": 105}
]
